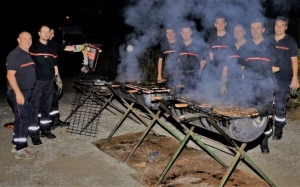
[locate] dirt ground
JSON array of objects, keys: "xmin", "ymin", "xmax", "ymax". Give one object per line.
[
  {"xmin": 286, "ymin": 108, "xmax": 300, "ymax": 121},
  {"xmin": 1, "ymin": 75, "xmax": 300, "ymax": 187},
  {"xmin": 94, "ymin": 132, "xmax": 269, "ymax": 187}
]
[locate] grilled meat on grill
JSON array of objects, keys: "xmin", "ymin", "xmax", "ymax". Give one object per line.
[{"xmin": 212, "ymin": 105, "xmax": 259, "ymax": 118}]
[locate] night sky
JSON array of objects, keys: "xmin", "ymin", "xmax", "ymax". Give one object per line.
[
  {"xmin": 0, "ymin": 0, "xmax": 132, "ymax": 50},
  {"xmin": 1, "ymin": 0, "xmax": 300, "ymax": 50}
]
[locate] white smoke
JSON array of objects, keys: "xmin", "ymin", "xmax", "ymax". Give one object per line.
[{"xmin": 116, "ymin": 0, "xmax": 269, "ymax": 83}]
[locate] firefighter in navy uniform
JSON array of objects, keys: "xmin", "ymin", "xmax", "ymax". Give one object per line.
[
  {"xmin": 270, "ymin": 16, "xmax": 299, "ymax": 140},
  {"xmin": 28, "ymin": 25, "xmax": 58, "ymax": 145},
  {"xmin": 221, "ymin": 24, "xmax": 247, "ymax": 103},
  {"xmin": 207, "ymin": 15, "xmax": 235, "ymax": 96},
  {"xmin": 6, "ymin": 31, "xmax": 37, "ymax": 159},
  {"xmin": 29, "ymin": 26, "xmax": 85, "ymax": 145},
  {"xmin": 177, "ymin": 25, "xmax": 206, "ymax": 91},
  {"xmin": 157, "ymin": 27, "xmax": 179, "ymax": 84},
  {"xmin": 239, "ymin": 19, "xmax": 280, "ymax": 154},
  {"xmin": 48, "ymin": 28, "xmax": 80, "ymax": 129},
  {"xmin": 220, "ymin": 46, "xmax": 243, "ymax": 103}
]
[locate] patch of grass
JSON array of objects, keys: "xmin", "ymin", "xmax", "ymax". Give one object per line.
[
  {"xmin": 287, "ymin": 49, "xmax": 300, "ymax": 109},
  {"xmin": 139, "ymin": 48, "xmax": 159, "ymax": 82}
]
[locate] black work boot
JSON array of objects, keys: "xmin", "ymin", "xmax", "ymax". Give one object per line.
[
  {"xmin": 51, "ymin": 118, "xmax": 70, "ymax": 130},
  {"xmin": 260, "ymin": 134, "xmax": 270, "ymax": 154},
  {"xmin": 31, "ymin": 135, "xmax": 43, "ymax": 145},
  {"xmin": 58, "ymin": 119, "xmax": 70, "ymax": 127},
  {"xmin": 272, "ymin": 126, "xmax": 283, "ymax": 140},
  {"xmin": 40, "ymin": 130, "xmax": 56, "ymax": 139}
]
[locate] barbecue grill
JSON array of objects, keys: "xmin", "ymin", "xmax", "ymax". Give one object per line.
[
  {"xmin": 162, "ymin": 94, "xmax": 268, "ymax": 142},
  {"xmin": 151, "ymin": 95, "xmax": 275, "ymax": 187},
  {"xmin": 123, "ymin": 81, "xmax": 171, "ymax": 110},
  {"xmin": 67, "ymin": 77, "xmax": 275, "ymax": 186},
  {"xmin": 115, "ymin": 89, "xmax": 275, "ymax": 187}
]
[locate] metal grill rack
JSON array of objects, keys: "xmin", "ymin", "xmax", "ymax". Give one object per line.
[{"xmin": 65, "ymin": 80, "xmax": 113, "ymax": 137}]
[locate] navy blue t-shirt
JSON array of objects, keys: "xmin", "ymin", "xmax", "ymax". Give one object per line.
[
  {"xmin": 223, "ymin": 45, "xmax": 244, "ymax": 79},
  {"xmin": 6, "ymin": 47, "xmax": 36, "ymax": 89},
  {"xmin": 48, "ymin": 40, "xmax": 66, "ymax": 53},
  {"xmin": 29, "ymin": 41, "xmax": 58, "ymax": 81},
  {"xmin": 207, "ymin": 33, "xmax": 235, "ymax": 67},
  {"xmin": 239, "ymin": 39, "xmax": 280, "ymax": 80},
  {"xmin": 178, "ymin": 40, "xmax": 206, "ymax": 72},
  {"xmin": 158, "ymin": 40, "xmax": 181, "ymax": 69},
  {"xmin": 159, "ymin": 40, "xmax": 176, "ymax": 58},
  {"xmin": 269, "ymin": 34, "xmax": 298, "ymax": 82}
]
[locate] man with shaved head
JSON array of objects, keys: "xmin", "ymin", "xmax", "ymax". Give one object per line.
[{"xmin": 6, "ymin": 31, "xmax": 36, "ymax": 159}]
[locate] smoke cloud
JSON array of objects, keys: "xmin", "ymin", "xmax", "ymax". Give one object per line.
[
  {"xmin": 116, "ymin": 0, "xmax": 294, "ymax": 109},
  {"xmin": 117, "ymin": 0, "xmax": 268, "ymax": 81}
]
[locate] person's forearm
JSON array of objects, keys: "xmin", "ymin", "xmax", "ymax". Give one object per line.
[
  {"xmin": 209, "ymin": 53, "xmax": 213, "ymax": 61},
  {"xmin": 7, "ymin": 72, "xmax": 21, "ymax": 95},
  {"xmin": 54, "ymin": 66, "xmax": 59, "ymax": 75},
  {"xmin": 157, "ymin": 58, "xmax": 163, "ymax": 79},
  {"xmin": 222, "ymin": 66, "xmax": 228, "ymax": 77},
  {"xmin": 291, "ymin": 56, "xmax": 298, "ymax": 79},
  {"xmin": 200, "ymin": 60, "xmax": 206, "ymax": 70},
  {"xmin": 64, "ymin": 45, "xmax": 75, "ymax": 52}
]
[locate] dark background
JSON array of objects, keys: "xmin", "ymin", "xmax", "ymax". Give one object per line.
[
  {"xmin": 1, "ymin": 0, "xmax": 300, "ymax": 50},
  {"xmin": 0, "ymin": 0, "xmax": 133, "ymax": 88},
  {"xmin": 1, "ymin": 0, "xmax": 300, "ymax": 88},
  {"xmin": 0, "ymin": 0, "xmax": 132, "ymax": 46}
]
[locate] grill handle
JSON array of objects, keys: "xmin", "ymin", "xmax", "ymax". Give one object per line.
[
  {"xmin": 127, "ymin": 89, "xmax": 138, "ymax": 93},
  {"xmin": 151, "ymin": 96, "xmax": 162, "ymax": 101},
  {"xmin": 175, "ymin": 103, "xmax": 188, "ymax": 108}
]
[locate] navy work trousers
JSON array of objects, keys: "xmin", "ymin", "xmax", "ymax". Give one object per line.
[
  {"xmin": 29, "ymin": 79, "xmax": 54, "ymax": 135},
  {"xmin": 274, "ymin": 79, "xmax": 290, "ymax": 128},
  {"xmin": 7, "ymin": 89, "xmax": 32, "ymax": 150}
]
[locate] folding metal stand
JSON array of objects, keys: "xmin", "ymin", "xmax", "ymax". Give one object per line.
[
  {"xmin": 100, "ymin": 84, "xmax": 186, "ymax": 157},
  {"xmin": 153, "ymin": 101, "xmax": 276, "ymax": 187}
]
